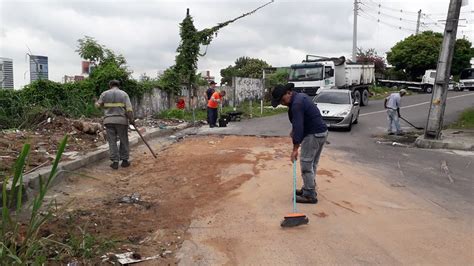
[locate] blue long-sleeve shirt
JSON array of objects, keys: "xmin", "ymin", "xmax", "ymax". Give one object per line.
[{"xmin": 288, "ymin": 92, "xmax": 327, "ymax": 145}]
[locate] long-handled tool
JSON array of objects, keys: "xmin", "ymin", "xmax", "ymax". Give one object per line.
[
  {"xmin": 130, "ymin": 123, "xmax": 157, "ymax": 159},
  {"xmin": 281, "ymin": 160, "xmax": 309, "ymax": 228},
  {"xmin": 400, "ymin": 116, "xmax": 423, "ymax": 130}
]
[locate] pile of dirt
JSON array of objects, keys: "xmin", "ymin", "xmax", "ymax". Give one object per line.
[{"xmin": 0, "ymin": 115, "xmax": 183, "ymax": 176}]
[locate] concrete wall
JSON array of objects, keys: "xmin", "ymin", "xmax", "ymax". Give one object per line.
[
  {"xmin": 131, "ymin": 79, "xmax": 259, "ymax": 117},
  {"xmin": 232, "ymin": 77, "xmax": 263, "ymax": 106},
  {"xmin": 132, "ymin": 88, "xmax": 170, "ymax": 118}
]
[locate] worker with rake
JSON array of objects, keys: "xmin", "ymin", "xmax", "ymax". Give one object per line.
[
  {"xmin": 271, "ymin": 83, "xmax": 328, "ymax": 204},
  {"xmin": 95, "ymin": 80, "xmax": 134, "ymax": 170}
]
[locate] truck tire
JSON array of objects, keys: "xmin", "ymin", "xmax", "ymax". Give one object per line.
[
  {"xmin": 361, "ymin": 89, "xmax": 369, "ymax": 106},
  {"xmin": 353, "ymin": 90, "xmax": 361, "ymax": 105},
  {"xmin": 425, "ymin": 85, "xmax": 433, "ymax": 94}
]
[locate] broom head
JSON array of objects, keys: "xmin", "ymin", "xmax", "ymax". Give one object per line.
[{"xmin": 281, "ymin": 213, "xmax": 309, "ymax": 227}]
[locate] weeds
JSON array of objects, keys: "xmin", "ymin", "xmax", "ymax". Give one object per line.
[
  {"xmin": 156, "ymin": 100, "xmax": 287, "ymax": 121},
  {"xmin": 448, "ymin": 108, "xmax": 474, "ymax": 129}
]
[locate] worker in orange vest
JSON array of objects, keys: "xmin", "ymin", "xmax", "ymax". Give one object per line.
[{"xmin": 207, "ymin": 90, "xmax": 226, "ymax": 128}]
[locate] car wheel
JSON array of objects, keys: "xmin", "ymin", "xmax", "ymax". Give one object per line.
[
  {"xmin": 347, "ymin": 116, "xmax": 353, "ymax": 131},
  {"xmin": 353, "ymin": 112, "xmax": 359, "ymax": 124}
]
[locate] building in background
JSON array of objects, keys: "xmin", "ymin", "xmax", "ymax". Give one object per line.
[
  {"xmin": 29, "ymin": 55, "xmax": 48, "ymax": 82},
  {"xmin": 0, "ymin": 57, "xmax": 14, "ymax": 89},
  {"xmin": 200, "ymin": 70, "xmax": 215, "ymax": 83},
  {"xmin": 63, "ymin": 75, "xmax": 85, "ymax": 83},
  {"xmin": 81, "ymin": 61, "xmax": 91, "ymax": 76}
]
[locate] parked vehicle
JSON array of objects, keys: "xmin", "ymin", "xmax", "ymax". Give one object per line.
[
  {"xmin": 313, "ymin": 89, "xmax": 360, "ymax": 131},
  {"xmin": 378, "ymin": 69, "xmax": 436, "ymax": 93},
  {"xmin": 288, "ymin": 55, "xmax": 374, "ymax": 106},
  {"xmin": 459, "ymin": 68, "xmax": 474, "ymax": 91}
]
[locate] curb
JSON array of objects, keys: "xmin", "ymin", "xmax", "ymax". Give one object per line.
[
  {"xmin": 414, "ymin": 136, "xmax": 474, "ymax": 151},
  {"xmin": 22, "ymin": 123, "xmax": 189, "ymax": 199}
]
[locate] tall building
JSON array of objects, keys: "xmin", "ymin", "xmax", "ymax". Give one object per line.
[
  {"xmin": 0, "ymin": 57, "xmax": 14, "ymax": 89},
  {"xmin": 29, "ymin": 55, "xmax": 48, "ymax": 82}
]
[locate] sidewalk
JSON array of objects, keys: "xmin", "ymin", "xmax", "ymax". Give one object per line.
[{"xmin": 415, "ymin": 129, "xmax": 474, "ymax": 151}]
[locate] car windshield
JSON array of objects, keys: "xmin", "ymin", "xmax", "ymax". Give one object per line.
[
  {"xmin": 314, "ymin": 92, "xmax": 350, "ymax": 104},
  {"xmin": 289, "ymin": 66, "xmax": 323, "ymax": 81},
  {"xmin": 460, "ymin": 69, "xmax": 474, "ymax": 79}
]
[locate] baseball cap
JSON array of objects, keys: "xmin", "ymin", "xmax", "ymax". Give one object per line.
[
  {"xmin": 400, "ymin": 89, "xmax": 407, "ymax": 94},
  {"xmin": 209, "ymin": 81, "xmax": 217, "ymax": 85}
]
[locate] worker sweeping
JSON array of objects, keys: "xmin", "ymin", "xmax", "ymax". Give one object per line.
[
  {"xmin": 271, "ymin": 83, "xmax": 328, "ymax": 204},
  {"xmin": 384, "ymin": 89, "xmax": 407, "ymax": 136},
  {"xmin": 95, "ymin": 80, "xmax": 134, "ymax": 170}
]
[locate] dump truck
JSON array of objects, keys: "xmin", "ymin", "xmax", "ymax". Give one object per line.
[{"xmin": 288, "ymin": 55, "xmax": 375, "ymax": 106}]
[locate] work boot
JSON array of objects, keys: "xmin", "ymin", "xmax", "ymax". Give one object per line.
[
  {"xmin": 121, "ymin": 160, "xmax": 130, "ymax": 168},
  {"xmin": 296, "ymin": 195, "xmax": 318, "ymax": 204},
  {"xmin": 296, "ymin": 188, "xmax": 317, "ymax": 204},
  {"xmin": 110, "ymin": 161, "xmax": 119, "ymax": 170}
]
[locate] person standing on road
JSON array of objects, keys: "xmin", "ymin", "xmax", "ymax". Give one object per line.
[
  {"xmin": 271, "ymin": 83, "xmax": 328, "ymax": 204},
  {"xmin": 384, "ymin": 89, "xmax": 407, "ymax": 135},
  {"xmin": 95, "ymin": 80, "xmax": 134, "ymax": 170},
  {"xmin": 205, "ymin": 81, "xmax": 217, "ymax": 125},
  {"xmin": 207, "ymin": 90, "xmax": 226, "ymax": 128}
]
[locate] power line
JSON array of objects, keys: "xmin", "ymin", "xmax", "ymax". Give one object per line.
[
  {"xmin": 358, "ymin": 10, "xmax": 417, "ymax": 33},
  {"xmin": 360, "ymin": 2, "xmax": 419, "ymax": 24},
  {"xmin": 364, "ymin": 0, "xmax": 420, "ymax": 15}
]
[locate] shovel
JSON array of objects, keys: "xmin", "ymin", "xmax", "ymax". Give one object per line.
[
  {"xmin": 130, "ymin": 123, "xmax": 157, "ymax": 159},
  {"xmin": 400, "ymin": 116, "xmax": 423, "ymax": 130}
]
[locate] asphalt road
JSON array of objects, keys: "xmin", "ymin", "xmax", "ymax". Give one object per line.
[{"xmin": 186, "ymin": 91, "xmax": 474, "ymax": 216}]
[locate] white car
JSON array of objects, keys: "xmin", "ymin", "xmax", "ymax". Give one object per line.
[{"xmin": 313, "ymin": 90, "xmax": 360, "ymax": 131}]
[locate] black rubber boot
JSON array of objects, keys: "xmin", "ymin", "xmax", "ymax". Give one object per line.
[
  {"xmin": 296, "ymin": 195, "xmax": 318, "ymax": 204},
  {"xmin": 110, "ymin": 162, "xmax": 119, "ymax": 170},
  {"xmin": 296, "ymin": 189, "xmax": 318, "ymax": 204},
  {"xmin": 121, "ymin": 160, "xmax": 130, "ymax": 168}
]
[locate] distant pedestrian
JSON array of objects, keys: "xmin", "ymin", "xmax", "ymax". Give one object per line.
[
  {"xmin": 207, "ymin": 90, "xmax": 226, "ymax": 128},
  {"xmin": 95, "ymin": 80, "xmax": 134, "ymax": 169},
  {"xmin": 206, "ymin": 81, "xmax": 217, "ymax": 100},
  {"xmin": 384, "ymin": 89, "xmax": 407, "ymax": 135},
  {"xmin": 206, "ymin": 81, "xmax": 217, "ymax": 125},
  {"xmin": 271, "ymin": 83, "xmax": 328, "ymax": 204}
]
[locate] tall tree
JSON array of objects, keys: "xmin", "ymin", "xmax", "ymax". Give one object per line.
[
  {"xmin": 387, "ymin": 31, "xmax": 474, "ymax": 80},
  {"xmin": 220, "ymin": 56, "xmax": 271, "ymax": 85},
  {"xmin": 159, "ymin": 1, "xmax": 274, "ymax": 96}
]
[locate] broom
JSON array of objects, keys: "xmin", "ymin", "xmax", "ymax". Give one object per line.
[{"xmin": 281, "ymin": 160, "xmax": 309, "ymax": 228}]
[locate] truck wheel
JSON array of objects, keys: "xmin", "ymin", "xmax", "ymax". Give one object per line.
[
  {"xmin": 425, "ymin": 85, "xmax": 433, "ymax": 94},
  {"xmin": 353, "ymin": 90, "xmax": 361, "ymax": 105},
  {"xmin": 361, "ymin": 89, "xmax": 369, "ymax": 106}
]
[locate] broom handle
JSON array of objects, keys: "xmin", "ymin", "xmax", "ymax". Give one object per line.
[{"xmin": 293, "ymin": 160, "xmax": 297, "ymax": 213}]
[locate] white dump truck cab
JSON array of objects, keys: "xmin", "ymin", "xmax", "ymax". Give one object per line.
[
  {"xmin": 289, "ymin": 55, "xmax": 374, "ymax": 106},
  {"xmin": 459, "ymin": 68, "xmax": 474, "ymax": 91}
]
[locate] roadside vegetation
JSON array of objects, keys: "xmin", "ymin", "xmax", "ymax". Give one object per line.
[
  {"xmin": 156, "ymin": 100, "xmax": 287, "ymax": 121},
  {"xmin": 369, "ymin": 85, "xmax": 412, "ymax": 100},
  {"xmin": 0, "ymin": 136, "xmax": 116, "ymax": 264},
  {"xmin": 448, "ymin": 108, "xmax": 474, "ymax": 129}
]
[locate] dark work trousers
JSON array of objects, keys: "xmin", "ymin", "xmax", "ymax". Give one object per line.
[
  {"xmin": 207, "ymin": 107, "xmax": 218, "ymax": 127},
  {"xmin": 105, "ymin": 124, "xmax": 129, "ymax": 162}
]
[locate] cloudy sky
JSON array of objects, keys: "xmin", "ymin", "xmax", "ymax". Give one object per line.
[{"xmin": 1, "ymin": 0, "xmax": 473, "ymax": 89}]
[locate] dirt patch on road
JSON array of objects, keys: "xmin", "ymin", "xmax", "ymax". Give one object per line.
[{"xmin": 44, "ymin": 135, "xmax": 288, "ymax": 264}]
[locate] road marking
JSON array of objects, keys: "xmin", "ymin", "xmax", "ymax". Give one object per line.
[{"xmin": 360, "ymin": 92, "xmax": 474, "ymax": 117}]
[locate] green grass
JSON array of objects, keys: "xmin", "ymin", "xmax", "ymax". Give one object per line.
[
  {"xmin": 449, "ymin": 108, "xmax": 474, "ymax": 129},
  {"xmin": 155, "ymin": 100, "xmax": 288, "ymax": 121},
  {"xmin": 369, "ymin": 86, "xmax": 407, "ymax": 100}
]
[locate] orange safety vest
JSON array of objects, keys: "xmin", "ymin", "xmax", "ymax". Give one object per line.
[{"xmin": 207, "ymin": 92, "xmax": 222, "ymax": 109}]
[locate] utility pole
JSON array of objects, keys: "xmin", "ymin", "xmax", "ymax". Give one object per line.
[
  {"xmin": 424, "ymin": 0, "xmax": 462, "ymax": 139},
  {"xmin": 352, "ymin": 0, "xmax": 358, "ymax": 62},
  {"xmin": 416, "ymin": 9, "xmax": 422, "ymax": 34}
]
